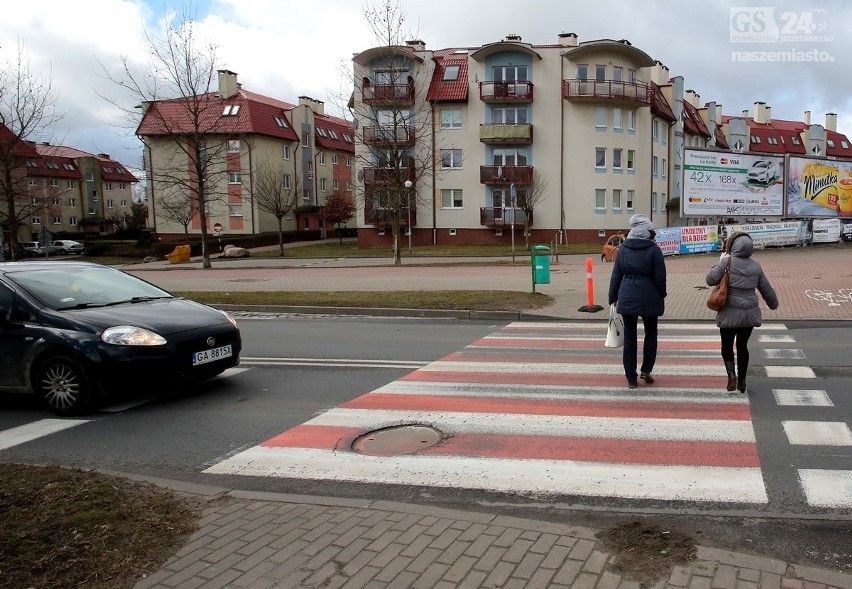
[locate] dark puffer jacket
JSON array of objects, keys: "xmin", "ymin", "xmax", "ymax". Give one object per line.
[
  {"xmin": 608, "ymin": 238, "xmax": 667, "ymax": 316},
  {"xmin": 705, "ymin": 233, "xmax": 779, "ymax": 328}
]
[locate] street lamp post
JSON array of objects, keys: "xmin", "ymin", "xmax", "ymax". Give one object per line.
[{"xmin": 404, "ymin": 180, "xmax": 413, "ymax": 256}]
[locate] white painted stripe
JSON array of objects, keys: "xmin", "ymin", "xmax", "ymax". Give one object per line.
[
  {"xmin": 772, "ymin": 389, "xmax": 833, "ymax": 407},
  {"xmin": 482, "ymin": 335, "xmax": 722, "ymax": 343},
  {"xmin": 203, "ymin": 446, "xmax": 768, "ymax": 503},
  {"xmin": 308, "ymin": 408, "xmax": 757, "ymax": 443},
  {"xmin": 506, "ymin": 322, "xmax": 787, "ymax": 331},
  {"xmin": 759, "ymin": 335, "xmax": 796, "ymax": 343},
  {"xmin": 763, "ymin": 349, "xmax": 806, "ymax": 360},
  {"xmin": 783, "ymin": 421, "xmax": 852, "ymax": 446},
  {"xmin": 373, "ymin": 380, "xmax": 748, "ymax": 404},
  {"xmin": 421, "ymin": 361, "xmax": 724, "ymax": 377},
  {"xmin": 798, "ymin": 470, "xmax": 852, "ymax": 508},
  {"xmin": 764, "ymin": 366, "xmax": 817, "ymax": 378},
  {"xmin": 0, "ymin": 419, "xmax": 89, "ymax": 451},
  {"xmin": 220, "ymin": 367, "xmax": 251, "ymax": 377}
]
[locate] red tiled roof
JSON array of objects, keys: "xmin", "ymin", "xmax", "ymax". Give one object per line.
[
  {"xmin": 35, "ymin": 143, "xmax": 138, "ymax": 182},
  {"xmin": 314, "ymin": 113, "xmax": 355, "ymax": 153},
  {"xmin": 720, "ymin": 116, "xmax": 852, "ymax": 157},
  {"xmin": 0, "ymin": 124, "xmax": 39, "ymax": 157},
  {"xmin": 714, "ymin": 126, "xmax": 729, "ymax": 149},
  {"xmin": 426, "ymin": 51, "xmax": 470, "ymax": 102},
  {"xmin": 682, "ymin": 101, "xmax": 711, "ymax": 138},
  {"xmin": 137, "ymin": 90, "xmax": 299, "ymax": 143},
  {"xmin": 827, "ymin": 130, "xmax": 852, "ymax": 158},
  {"xmin": 650, "ymin": 83, "xmax": 675, "ymax": 122}
]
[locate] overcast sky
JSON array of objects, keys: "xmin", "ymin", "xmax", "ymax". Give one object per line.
[{"xmin": 2, "ymin": 0, "xmax": 849, "ymax": 173}]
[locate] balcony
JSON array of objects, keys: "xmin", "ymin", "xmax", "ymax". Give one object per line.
[
  {"xmin": 362, "ymin": 125, "xmax": 416, "ymax": 146},
  {"xmin": 479, "ymin": 123, "xmax": 533, "ymax": 145},
  {"xmin": 362, "ymin": 167, "xmax": 414, "ymax": 187},
  {"xmin": 562, "ymin": 79, "xmax": 651, "ymax": 105},
  {"xmin": 479, "ymin": 81, "xmax": 534, "ymax": 103},
  {"xmin": 479, "ymin": 165, "xmax": 533, "ymax": 185},
  {"xmin": 362, "ymin": 82, "xmax": 414, "ymax": 106},
  {"xmin": 480, "ymin": 207, "xmax": 533, "ymax": 227},
  {"xmin": 364, "ymin": 204, "xmax": 416, "ymax": 228}
]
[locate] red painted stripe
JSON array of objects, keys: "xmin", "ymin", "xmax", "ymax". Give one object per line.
[
  {"xmin": 403, "ymin": 371, "xmax": 726, "ymax": 389},
  {"xmin": 260, "ymin": 424, "xmax": 759, "ymax": 467},
  {"xmin": 341, "ymin": 393, "xmax": 751, "ymax": 420},
  {"xmin": 476, "ymin": 338, "xmax": 719, "ymax": 350},
  {"xmin": 441, "ymin": 352, "xmax": 718, "ymax": 366}
]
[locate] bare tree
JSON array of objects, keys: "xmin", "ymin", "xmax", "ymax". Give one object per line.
[
  {"xmin": 254, "ymin": 158, "xmax": 302, "ymax": 256},
  {"xmin": 101, "ymin": 9, "xmax": 227, "ymax": 269},
  {"xmin": 351, "ymin": 0, "xmax": 435, "ymax": 265},
  {"xmin": 322, "ymin": 191, "xmax": 356, "ymax": 245},
  {"xmin": 518, "ymin": 169, "xmax": 549, "ymax": 248},
  {"xmin": 0, "ymin": 41, "xmax": 62, "ymax": 259},
  {"xmin": 157, "ymin": 194, "xmax": 194, "ymax": 241}
]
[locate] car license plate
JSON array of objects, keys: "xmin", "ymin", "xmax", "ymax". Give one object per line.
[{"xmin": 192, "ymin": 344, "xmax": 232, "ymax": 366}]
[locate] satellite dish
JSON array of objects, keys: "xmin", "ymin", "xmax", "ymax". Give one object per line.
[{"xmin": 352, "ymin": 117, "xmax": 359, "ymax": 130}]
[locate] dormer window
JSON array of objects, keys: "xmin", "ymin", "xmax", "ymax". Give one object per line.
[
  {"xmin": 343, "ymin": 134, "xmax": 353, "ymax": 143},
  {"xmin": 103, "ymin": 166, "xmax": 113, "ymax": 173},
  {"xmin": 329, "ymin": 130, "xmax": 339, "ymax": 139},
  {"xmin": 767, "ymin": 137, "xmax": 777, "ymax": 145},
  {"xmin": 63, "ymin": 163, "xmax": 75, "ymax": 170},
  {"xmin": 827, "ymin": 139, "xmax": 835, "ymax": 148},
  {"xmin": 222, "ymin": 104, "xmax": 241, "ymax": 116},
  {"xmin": 791, "ymin": 136, "xmax": 801, "ymax": 145},
  {"xmin": 316, "ymin": 128, "xmax": 328, "ymax": 137},
  {"xmin": 26, "ymin": 159, "xmax": 37, "ymax": 168},
  {"xmin": 274, "ymin": 116, "xmax": 288, "ymax": 128},
  {"xmin": 443, "ymin": 65, "xmax": 460, "ymax": 81}
]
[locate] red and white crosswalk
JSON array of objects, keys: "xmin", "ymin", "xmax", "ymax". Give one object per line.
[{"xmin": 205, "ymin": 322, "xmax": 781, "ymax": 503}]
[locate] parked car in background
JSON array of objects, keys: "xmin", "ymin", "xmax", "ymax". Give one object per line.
[
  {"xmin": 601, "ymin": 233, "xmax": 625, "ymax": 262},
  {"xmin": 52, "ymin": 240, "xmax": 85, "ymax": 255},
  {"xmin": 21, "ymin": 242, "xmax": 61, "ymax": 257},
  {"xmin": 0, "ymin": 261, "xmax": 241, "ymax": 415}
]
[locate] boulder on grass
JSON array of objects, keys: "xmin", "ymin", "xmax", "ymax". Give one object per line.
[{"xmin": 222, "ymin": 244, "xmax": 250, "ymax": 258}]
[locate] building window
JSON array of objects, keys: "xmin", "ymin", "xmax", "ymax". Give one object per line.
[
  {"xmin": 441, "ymin": 149, "xmax": 463, "ymax": 169},
  {"xmin": 228, "ymin": 172, "xmax": 241, "ymax": 184},
  {"xmin": 627, "ymin": 110, "xmax": 635, "ymax": 131},
  {"xmin": 443, "ymin": 65, "xmax": 460, "ymax": 81},
  {"xmin": 662, "ymin": 159, "xmax": 667, "ymax": 178},
  {"xmin": 50, "ymin": 179, "xmax": 59, "ymax": 187},
  {"xmin": 319, "ymin": 178, "xmax": 327, "ymax": 192},
  {"xmin": 29, "ymin": 178, "xmax": 38, "ymax": 187},
  {"xmin": 282, "ymin": 174, "xmax": 291, "ymax": 189},
  {"xmin": 595, "ymin": 189, "xmax": 606, "ymax": 209},
  {"xmin": 627, "ymin": 190, "xmax": 635, "ymax": 210},
  {"xmin": 222, "ymin": 104, "xmax": 240, "ymax": 116},
  {"xmin": 346, "ymin": 156, "xmax": 352, "ymax": 166},
  {"xmin": 66, "ymin": 180, "xmax": 76, "ymax": 189},
  {"xmin": 229, "ymin": 205, "xmax": 244, "ymax": 217},
  {"xmin": 105, "ymin": 182, "xmax": 113, "ymax": 191},
  {"xmin": 53, "ymin": 216, "xmax": 61, "ymax": 225},
  {"xmin": 827, "ymin": 139, "xmax": 835, "ymax": 148},
  {"xmin": 576, "ymin": 64, "xmax": 588, "ymax": 80},
  {"xmin": 332, "ymin": 153, "xmax": 339, "ymax": 165},
  {"xmin": 69, "ymin": 216, "xmax": 77, "ymax": 226},
  {"xmin": 86, "ymin": 170, "xmax": 94, "ymax": 181},
  {"xmin": 595, "ymin": 64, "xmax": 606, "ymax": 81},
  {"xmin": 613, "ymin": 149, "xmax": 623, "ymax": 170},
  {"xmin": 52, "ymin": 197, "xmax": 61, "ymax": 205},
  {"xmin": 440, "ymin": 109, "xmax": 462, "ymax": 129},
  {"xmin": 319, "ymin": 152, "xmax": 325, "ymax": 165},
  {"xmin": 652, "ymin": 120, "xmax": 660, "ymax": 141},
  {"xmin": 32, "ymin": 217, "xmax": 41, "ymax": 225},
  {"xmin": 441, "ymin": 189, "xmax": 463, "ymax": 209},
  {"xmin": 652, "ymin": 192, "xmax": 658, "ymax": 212},
  {"xmin": 89, "ymin": 207, "xmax": 95, "ymax": 215},
  {"xmin": 333, "ymin": 179, "xmax": 339, "ymax": 191},
  {"xmin": 627, "ymin": 150, "xmax": 635, "ymax": 171},
  {"xmin": 767, "ymin": 137, "xmax": 777, "ymax": 145},
  {"xmin": 282, "ymin": 145, "xmax": 291, "ymax": 160},
  {"xmin": 26, "ymin": 159, "xmax": 37, "ymax": 168},
  {"xmin": 613, "ymin": 108, "xmax": 622, "ymax": 130},
  {"xmin": 274, "ymin": 116, "xmax": 288, "ymax": 128},
  {"xmin": 652, "ymin": 156, "xmax": 659, "ymax": 177},
  {"xmin": 595, "ymin": 107, "xmax": 606, "ymax": 129},
  {"xmin": 302, "ymin": 132, "xmax": 310, "ymax": 147},
  {"xmin": 346, "ymin": 181, "xmax": 352, "ymax": 192},
  {"xmin": 751, "ymin": 135, "xmax": 761, "ymax": 144},
  {"xmin": 63, "ymin": 163, "xmax": 74, "ymax": 171},
  {"xmin": 68, "ymin": 198, "xmax": 76, "ymax": 207},
  {"xmin": 661, "ymin": 193, "xmax": 667, "ymax": 212},
  {"xmin": 791, "ymin": 136, "xmax": 800, "ymax": 145},
  {"xmin": 228, "ymin": 139, "xmax": 240, "ymax": 152},
  {"xmin": 491, "ymin": 106, "xmax": 528, "ymax": 124},
  {"xmin": 120, "ymin": 200, "xmax": 128, "ymax": 207},
  {"xmin": 612, "ymin": 66, "xmax": 623, "ymax": 81},
  {"xmin": 595, "ymin": 148, "xmax": 606, "ymax": 169},
  {"xmin": 613, "ymin": 189, "xmax": 622, "ymax": 210},
  {"xmin": 107, "ymin": 199, "xmax": 114, "ymax": 208},
  {"xmin": 119, "ymin": 182, "xmax": 126, "ymax": 189}
]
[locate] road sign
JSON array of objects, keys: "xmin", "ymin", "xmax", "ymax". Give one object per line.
[{"xmin": 213, "ymin": 222, "xmax": 223, "ymax": 234}]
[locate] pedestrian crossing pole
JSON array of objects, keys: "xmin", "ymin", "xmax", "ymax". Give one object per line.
[{"xmin": 578, "ymin": 257, "xmax": 604, "ymax": 312}]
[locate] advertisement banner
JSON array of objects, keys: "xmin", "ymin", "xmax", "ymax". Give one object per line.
[
  {"xmin": 677, "ymin": 225, "xmax": 719, "ymax": 254},
  {"xmin": 654, "ymin": 227, "xmax": 682, "ymax": 256},
  {"xmin": 682, "ymin": 149, "xmax": 785, "ymax": 216},
  {"xmin": 720, "ymin": 221, "xmax": 802, "ymax": 248},
  {"xmin": 786, "ymin": 155, "xmax": 852, "ymax": 218},
  {"xmin": 812, "ymin": 218, "xmax": 841, "ymax": 243}
]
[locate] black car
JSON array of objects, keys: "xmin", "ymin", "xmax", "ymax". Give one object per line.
[{"xmin": 0, "ymin": 261, "xmax": 241, "ymax": 415}]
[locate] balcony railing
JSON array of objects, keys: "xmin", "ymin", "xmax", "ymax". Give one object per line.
[
  {"xmin": 479, "ymin": 165, "xmax": 533, "ymax": 185},
  {"xmin": 479, "ymin": 81, "xmax": 534, "ymax": 103},
  {"xmin": 364, "ymin": 205, "xmax": 416, "ymax": 227},
  {"xmin": 362, "ymin": 167, "xmax": 414, "ymax": 187},
  {"xmin": 362, "ymin": 82, "xmax": 415, "ymax": 105},
  {"xmin": 480, "ymin": 207, "xmax": 533, "ymax": 227},
  {"xmin": 562, "ymin": 79, "xmax": 651, "ymax": 104},
  {"xmin": 479, "ymin": 123, "xmax": 533, "ymax": 144},
  {"xmin": 362, "ymin": 125, "xmax": 416, "ymax": 145}
]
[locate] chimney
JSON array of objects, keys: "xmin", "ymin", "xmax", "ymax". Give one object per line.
[
  {"xmin": 97, "ymin": 153, "xmax": 110, "ymax": 159},
  {"xmin": 505, "ymin": 34, "xmax": 522, "ymax": 42},
  {"xmin": 804, "ymin": 110, "xmax": 811, "ymax": 125},
  {"xmin": 685, "ymin": 89, "xmax": 700, "ymax": 107},
  {"xmin": 754, "ymin": 102, "xmax": 768, "ymax": 124},
  {"xmin": 742, "ymin": 109, "xmax": 749, "ymax": 118},
  {"xmin": 558, "ymin": 32, "xmax": 578, "ymax": 47},
  {"xmin": 405, "ymin": 39, "xmax": 425, "ymax": 51},
  {"xmin": 299, "ymin": 96, "xmax": 325, "ymax": 116},
  {"xmin": 766, "ymin": 106, "xmax": 771, "ymax": 124},
  {"xmin": 648, "ymin": 61, "xmax": 670, "ymax": 85},
  {"xmin": 217, "ymin": 69, "xmax": 239, "ymax": 99},
  {"xmin": 825, "ymin": 112, "xmax": 837, "ymax": 132}
]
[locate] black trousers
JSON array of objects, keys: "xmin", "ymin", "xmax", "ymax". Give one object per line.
[
  {"xmin": 621, "ymin": 314, "xmax": 658, "ymax": 382},
  {"xmin": 720, "ymin": 326, "xmax": 754, "ymax": 375}
]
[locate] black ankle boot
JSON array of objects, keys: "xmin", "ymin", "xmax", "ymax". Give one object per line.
[
  {"xmin": 724, "ymin": 361, "xmax": 737, "ymax": 392},
  {"xmin": 737, "ymin": 375, "xmax": 747, "ymax": 394}
]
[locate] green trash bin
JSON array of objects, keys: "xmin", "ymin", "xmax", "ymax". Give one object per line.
[{"xmin": 532, "ymin": 245, "xmax": 551, "ymax": 284}]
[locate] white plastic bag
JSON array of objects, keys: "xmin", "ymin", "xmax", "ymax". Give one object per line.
[{"xmin": 605, "ymin": 304, "xmax": 624, "ymax": 348}]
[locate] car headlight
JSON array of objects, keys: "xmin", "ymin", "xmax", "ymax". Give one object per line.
[
  {"xmin": 102, "ymin": 326, "xmax": 167, "ymax": 346},
  {"xmin": 218, "ymin": 309, "xmax": 239, "ymax": 329}
]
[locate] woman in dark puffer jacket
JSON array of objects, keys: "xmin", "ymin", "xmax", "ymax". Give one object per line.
[{"xmin": 706, "ymin": 232, "xmax": 779, "ymax": 393}]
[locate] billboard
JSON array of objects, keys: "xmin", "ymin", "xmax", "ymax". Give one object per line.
[
  {"xmin": 682, "ymin": 149, "xmax": 785, "ymax": 217},
  {"xmin": 786, "ymin": 155, "xmax": 852, "ymax": 218}
]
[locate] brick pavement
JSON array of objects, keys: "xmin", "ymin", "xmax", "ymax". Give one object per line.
[{"xmin": 126, "ymin": 243, "xmax": 852, "ymax": 588}]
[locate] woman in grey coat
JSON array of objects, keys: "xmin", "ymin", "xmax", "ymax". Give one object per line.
[{"xmin": 706, "ymin": 232, "xmax": 779, "ymax": 393}]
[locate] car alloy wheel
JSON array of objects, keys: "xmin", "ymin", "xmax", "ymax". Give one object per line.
[{"xmin": 35, "ymin": 355, "xmax": 92, "ymax": 416}]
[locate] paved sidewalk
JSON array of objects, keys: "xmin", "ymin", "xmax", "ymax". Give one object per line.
[{"xmin": 124, "ymin": 243, "xmax": 852, "ymax": 588}]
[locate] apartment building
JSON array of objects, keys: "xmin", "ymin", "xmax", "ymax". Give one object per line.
[
  {"xmin": 352, "ymin": 32, "xmax": 723, "ymax": 247},
  {"xmin": 137, "ymin": 70, "xmax": 355, "ymax": 240},
  {"xmin": 23, "ymin": 142, "xmax": 137, "ymax": 239}
]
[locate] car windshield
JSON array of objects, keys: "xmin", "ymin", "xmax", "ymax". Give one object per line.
[{"xmin": 8, "ymin": 266, "xmax": 173, "ymax": 310}]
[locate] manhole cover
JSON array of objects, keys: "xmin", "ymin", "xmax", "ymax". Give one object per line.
[{"xmin": 352, "ymin": 425, "xmax": 443, "ymax": 456}]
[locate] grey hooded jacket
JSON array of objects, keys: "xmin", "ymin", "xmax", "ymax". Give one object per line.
[{"xmin": 705, "ymin": 233, "xmax": 779, "ymax": 328}]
